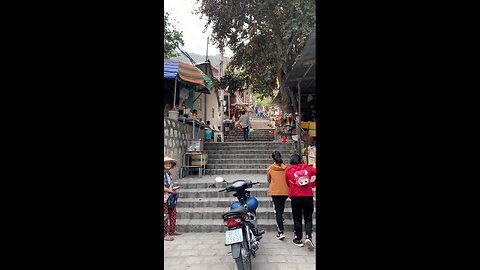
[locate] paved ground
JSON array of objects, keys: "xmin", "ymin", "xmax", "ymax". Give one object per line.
[{"xmin": 164, "ymin": 231, "xmax": 316, "ymax": 270}]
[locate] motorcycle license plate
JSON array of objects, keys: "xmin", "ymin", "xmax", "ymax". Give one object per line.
[{"xmin": 225, "ymin": 228, "xmax": 243, "ymax": 245}]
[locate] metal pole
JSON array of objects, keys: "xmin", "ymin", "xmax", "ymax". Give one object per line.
[
  {"xmin": 220, "ymin": 88, "xmax": 224, "ymax": 142},
  {"xmin": 173, "ymin": 75, "xmax": 177, "ymax": 108},
  {"xmin": 228, "ymin": 92, "xmax": 231, "ymax": 119},
  {"xmin": 297, "ymin": 81, "xmax": 301, "ymax": 155}
]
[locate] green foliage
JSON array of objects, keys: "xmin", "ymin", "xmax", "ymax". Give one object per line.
[
  {"xmin": 218, "ymin": 72, "xmax": 247, "ymax": 94},
  {"xmin": 164, "ymin": 12, "xmax": 185, "ymax": 59},
  {"xmin": 253, "ymin": 94, "xmax": 272, "ymax": 108},
  {"xmin": 195, "ymin": 0, "xmax": 315, "ymax": 99}
]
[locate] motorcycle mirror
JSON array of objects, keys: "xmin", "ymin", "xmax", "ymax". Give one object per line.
[{"xmin": 215, "ymin": 177, "xmax": 225, "ymax": 183}]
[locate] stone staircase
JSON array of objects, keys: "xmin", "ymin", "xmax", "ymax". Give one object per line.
[
  {"xmin": 173, "ymin": 126, "xmax": 316, "ymax": 233},
  {"xmin": 203, "ymin": 141, "xmax": 297, "ymax": 175},
  {"xmin": 224, "ymin": 128, "xmax": 275, "ymax": 142},
  {"xmin": 175, "ymin": 175, "xmax": 316, "ymax": 232}
]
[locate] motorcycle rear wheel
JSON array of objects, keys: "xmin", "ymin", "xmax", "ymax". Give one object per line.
[{"xmin": 234, "ymin": 239, "xmax": 251, "ymax": 270}]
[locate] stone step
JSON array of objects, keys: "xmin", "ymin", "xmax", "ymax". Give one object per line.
[
  {"xmin": 176, "ymin": 187, "xmax": 316, "ymax": 199},
  {"xmin": 224, "ymin": 138, "xmax": 274, "ymax": 142},
  {"xmin": 224, "ymin": 136, "xmax": 274, "ymax": 139},
  {"xmin": 206, "ymin": 164, "xmax": 272, "ymax": 170},
  {"xmin": 175, "ymin": 218, "xmax": 316, "ymax": 233},
  {"xmin": 204, "ymin": 168, "xmax": 269, "ymax": 174},
  {"xmin": 207, "ymin": 159, "xmax": 272, "ymax": 165},
  {"xmin": 228, "ymin": 129, "xmax": 274, "ymax": 132},
  {"xmin": 175, "ymin": 197, "xmax": 316, "ymax": 208},
  {"xmin": 176, "ymin": 207, "xmax": 316, "ymax": 220},
  {"xmin": 205, "ymin": 142, "xmax": 289, "ymax": 145},
  {"xmin": 204, "ymin": 150, "xmax": 296, "ymax": 155},
  {"xmin": 227, "ymin": 131, "xmax": 273, "ymax": 134},
  {"xmin": 206, "ymin": 154, "xmax": 285, "ymax": 159},
  {"xmin": 204, "ymin": 145, "xmax": 295, "ymax": 151}
]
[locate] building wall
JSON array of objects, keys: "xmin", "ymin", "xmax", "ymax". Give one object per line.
[
  {"xmin": 205, "ymin": 89, "xmax": 219, "ymax": 129},
  {"xmin": 164, "ymin": 118, "xmax": 204, "ymax": 178},
  {"xmin": 192, "ymin": 90, "xmax": 220, "ymax": 130}
]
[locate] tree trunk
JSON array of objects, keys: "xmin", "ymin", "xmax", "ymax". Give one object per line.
[
  {"xmin": 278, "ymin": 70, "xmax": 293, "ymax": 114},
  {"xmin": 288, "ymin": 86, "xmax": 298, "ymax": 114}
]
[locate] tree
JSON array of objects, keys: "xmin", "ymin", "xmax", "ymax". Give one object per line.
[
  {"xmin": 195, "ymin": 0, "xmax": 315, "ymax": 113},
  {"xmin": 164, "ymin": 12, "xmax": 184, "ymax": 59}
]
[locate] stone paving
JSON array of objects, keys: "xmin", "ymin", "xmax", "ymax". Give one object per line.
[
  {"xmin": 250, "ymin": 117, "xmax": 271, "ymax": 130},
  {"xmin": 164, "ymin": 231, "xmax": 316, "ymax": 270}
]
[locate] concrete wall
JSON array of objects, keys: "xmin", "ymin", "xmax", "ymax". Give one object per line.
[
  {"xmin": 205, "ymin": 89, "xmax": 220, "ymax": 130},
  {"xmin": 192, "ymin": 91, "xmax": 220, "ymax": 130},
  {"xmin": 164, "ymin": 118, "xmax": 205, "ymax": 178}
]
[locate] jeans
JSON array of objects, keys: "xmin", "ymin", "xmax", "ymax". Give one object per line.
[{"xmin": 242, "ymin": 127, "xmax": 249, "ymax": 141}]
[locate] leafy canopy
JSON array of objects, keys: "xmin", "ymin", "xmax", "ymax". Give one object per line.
[
  {"xmin": 164, "ymin": 12, "xmax": 185, "ymax": 59},
  {"xmin": 195, "ymin": 0, "xmax": 315, "ymax": 100}
]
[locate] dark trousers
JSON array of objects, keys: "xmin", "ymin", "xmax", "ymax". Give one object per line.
[
  {"xmin": 242, "ymin": 127, "xmax": 249, "ymax": 141},
  {"xmin": 272, "ymin": 196, "xmax": 288, "ymax": 232},
  {"xmin": 291, "ymin": 196, "xmax": 314, "ymax": 240}
]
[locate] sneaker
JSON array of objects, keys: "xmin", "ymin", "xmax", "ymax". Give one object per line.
[
  {"xmin": 164, "ymin": 235, "xmax": 174, "ymax": 241},
  {"xmin": 304, "ymin": 238, "xmax": 315, "ymax": 250},
  {"xmin": 293, "ymin": 238, "xmax": 304, "ymax": 247},
  {"xmin": 170, "ymin": 232, "xmax": 182, "ymax": 236},
  {"xmin": 276, "ymin": 232, "xmax": 286, "ymax": 240}
]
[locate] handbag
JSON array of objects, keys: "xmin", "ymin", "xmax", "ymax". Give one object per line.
[{"xmin": 167, "ymin": 193, "xmax": 178, "ymax": 209}]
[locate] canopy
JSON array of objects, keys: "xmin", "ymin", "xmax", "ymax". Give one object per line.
[
  {"xmin": 286, "ymin": 26, "xmax": 316, "ymax": 94},
  {"xmin": 164, "ymin": 59, "xmax": 212, "ymax": 87}
]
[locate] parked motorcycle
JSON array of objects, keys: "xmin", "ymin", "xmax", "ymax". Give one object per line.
[{"xmin": 215, "ymin": 177, "xmax": 264, "ymax": 270}]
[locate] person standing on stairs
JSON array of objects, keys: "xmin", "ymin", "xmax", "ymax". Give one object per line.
[
  {"xmin": 239, "ymin": 110, "xmax": 251, "ymax": 141},
  {"xmin": 164, "ymin": 156, "xmax": 181, "ymax": 241},
  {"xmin": 267, "ymin": 151, "xmax": 289, "ymax": 240},
  {"xmin": 285, "ymin": 153, "xmax": 317, "ymax": 250}
]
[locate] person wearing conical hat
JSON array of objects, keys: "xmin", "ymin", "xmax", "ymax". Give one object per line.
[{"xmin": 164, "ymin": 156, "xmax": 181, "ymax": 241}]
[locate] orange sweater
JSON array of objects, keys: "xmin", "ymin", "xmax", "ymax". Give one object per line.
[{"xmin": 267, "ymin": 163, "xmax": 289, "ymax": 196}]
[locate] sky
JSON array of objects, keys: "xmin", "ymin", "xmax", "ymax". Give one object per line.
[{"xmin": 164, "ymin": 0, "xmax": 234, "ymax": 58}]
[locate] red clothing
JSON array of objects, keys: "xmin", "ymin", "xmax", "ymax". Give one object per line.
[{"xmin": 285, "ymin": 164, "xmax": 317, "ymax": 198}]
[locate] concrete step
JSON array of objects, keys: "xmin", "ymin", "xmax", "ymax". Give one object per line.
[
  {"xmin": 175, "ymin": 197, "xmax": 316, "ymax": 208},
  {"xmin": 206, "ymin": 164, "xmax": 271, "ymax": 170},
  {"xmin": 176, "ymin": 187, "xmax": 316, "ymax": 199},
  {"xmin": 205, "ymin": 142, "xmax": 289, "ymax": 146},
  {"xmin": 204, "ymin": 150, "xmax": 296, "ymax": 155},
  {"xmin": 207, "ymin": 159, "xmax": 272, "ymax": 165},
  {"xmin": 228, "ymin": 129, "xmax": 273, "ymax": 133},
  {"xmin": 224, "ymin": 135, "xmax": 274, "ymax": 139},
  {"xmin": 224, "ymin": 138, "xmax": 275, "ymax": 142},
  {"xmin": 204, "ymin": 168, "xmax": 269, "ymax": 174},
  {"xmin": 206, "ymin": 154, "xmax": 283, "ymax": 159},
  {"xmin": 176, "ymin": 207, "xmax": 316, "ymax": 220},
  {"xmin": 204, "ymin": 145, "xmax": 295, "ymax": 151},
  {"xmin": 176, "ymin": 218, "xmax": 316, "ymax": 233}
]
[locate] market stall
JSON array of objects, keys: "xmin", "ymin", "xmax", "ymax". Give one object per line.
[
  {"xmin": 284, "ymin": 27, "xmax": 316, "ymax": 165},
  {"xmin": 164, "ymin": 59, "xmax": 212, "ymax": 118}
]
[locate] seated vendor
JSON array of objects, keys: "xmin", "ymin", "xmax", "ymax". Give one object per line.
[{"xmin": 206, "ymin": 121, "xmax": 216, "ymax": 131}]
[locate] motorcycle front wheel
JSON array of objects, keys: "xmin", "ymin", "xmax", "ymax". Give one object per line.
[{"xmin": 234, "ymin": 238, "xmax": 251, "ymax": 270}]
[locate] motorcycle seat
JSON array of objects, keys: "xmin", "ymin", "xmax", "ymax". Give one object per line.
[{"xmin": 222, "ymin": 206, "xmax": 248, "ymax": 219}]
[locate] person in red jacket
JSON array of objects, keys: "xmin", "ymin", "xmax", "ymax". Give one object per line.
[{"xmin": 285, "ymin": 153, "xmax": 316, "ymax": 249}]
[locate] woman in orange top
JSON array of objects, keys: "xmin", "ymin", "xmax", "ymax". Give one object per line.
[{"xmin": 267, "ymin": 151, "xmax": 289, "ymax": 240}]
